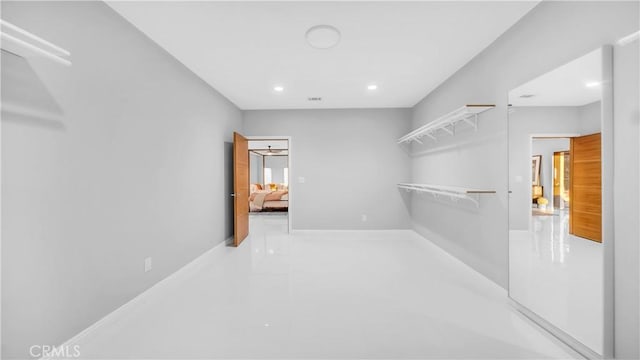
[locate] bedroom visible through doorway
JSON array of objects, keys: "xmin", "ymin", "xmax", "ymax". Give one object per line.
[{"xmin": 248, "ymin": 138, "xmax": 290, "ymax": 232}]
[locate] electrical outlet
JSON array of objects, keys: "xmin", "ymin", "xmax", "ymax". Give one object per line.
[
  {"xmin": 144, "ymin": 257, "xmax": 152, "ymax": 272},
  {"xmin": 361, "ymin": 214, "xmax": 367, "ymax": 222},
  {"xmin": 298, "ymin": 176, "xmax": 305, "ymax": 183}
]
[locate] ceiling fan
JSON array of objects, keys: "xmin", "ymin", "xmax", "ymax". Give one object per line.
[{"xmin": 266, "ymin": 145, "xmax": 283, "ymax": 155}]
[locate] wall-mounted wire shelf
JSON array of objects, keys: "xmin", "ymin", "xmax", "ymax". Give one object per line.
[
  {"xmin": 398, "ymin": 105, "xmax": 495, "ymax": 144},
  {"xmin": 397, "ymin": 183, "xmax": 496, "ymax": 207},
  {"xmin": 0, "ymin": 19, "xmax": 72, "ymax": 66}
]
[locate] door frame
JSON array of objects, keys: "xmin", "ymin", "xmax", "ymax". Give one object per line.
[
  {"xmin": 552, "ymin": 150, "xmax": 567, "ymax": 209},
  {"xmin": 246, "ymin": 135, "xmax": 293, "ymax": 234},
  {"xmin": 529, "ymin": 134, "xmax": 579, "ymax": 216}
]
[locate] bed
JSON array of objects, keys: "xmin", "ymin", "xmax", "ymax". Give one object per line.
[{"xmin": 249, "ymin": 184, "xmax": 289, "ymax": 212}]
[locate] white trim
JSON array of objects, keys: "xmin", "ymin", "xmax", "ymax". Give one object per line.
[
  {"xmin": 40, "ymin": 237, "xmax": 232, "ymax": 360},
  {"xmin": 511, "ymin": 299, "xmax": 596, "ymax": 359},
  {"xmin": 599, "ymin": 45, "xmax": 614, "ymax": 359},
  {"xmin": 246, "ymin": 135, "xmax": 293, "ymax": 234}
]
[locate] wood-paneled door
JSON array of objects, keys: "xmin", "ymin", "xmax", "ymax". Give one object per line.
[
  {"xmin": 233, "ymin": 132, "xmax": 249, "ymax": 246},
  {"xmin": 569, "ymin": 133, "xmax": 602, "ymax": 242}
]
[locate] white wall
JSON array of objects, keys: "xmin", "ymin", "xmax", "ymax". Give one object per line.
[
  {"xmin": 1, "ymin": 2, "xmax": 242, "ymax": 359},
  {"xmin": 532, "ymin": 138, "xmax": 570, "ymax": 206},
  {"xmin": 579, "ymin": 101, "xmax": 602, "ymax": 135},
  {"xmin": 243, "ymin": 108, "xmax": 412, "ymax": 230},
  {"xmin": 409, "ymin": 2, "xmax": 638, "ymax": 357}
]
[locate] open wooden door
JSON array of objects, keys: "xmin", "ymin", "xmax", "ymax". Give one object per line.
[
  {"xmin": 570, "ymin": 133, "xmax": 602, "ymax": 242},
  {"xmin": 233, "ymin": 132, "xmax": 249, "ymax": 246}
]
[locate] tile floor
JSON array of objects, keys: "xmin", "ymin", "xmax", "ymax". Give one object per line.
[
  {"xmin": 510, "ymin": 209, "xmax": 603, "ymax": 354},
  {"xmin": 74, "ymin": 214, "xmax": 579, "ymax": 359}
]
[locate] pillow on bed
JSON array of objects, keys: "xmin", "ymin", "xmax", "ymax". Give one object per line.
[{"xmin": 250, "ymin": 183, "xmax": 265, "ymax": 193}]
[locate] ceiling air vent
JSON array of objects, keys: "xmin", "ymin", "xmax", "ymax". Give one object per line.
[
  {"xmin": 519, "ymin": 94, "xmax": 536, "ymax": 98},
  {"xmin": 308, "ymin": 97, "xmax": 322, "ymax": 101}
]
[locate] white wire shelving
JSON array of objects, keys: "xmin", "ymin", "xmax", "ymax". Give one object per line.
[
  {"xmin": 397, "ymin": 183, "xmax": 496, "ymax": 208},
  {"xmin": 0, "ymin": 19, "xmax": 72, "ymax": 66},
  {"xmin": 398, "ymin": 105, "xmax": 495, "ymax": 144}
]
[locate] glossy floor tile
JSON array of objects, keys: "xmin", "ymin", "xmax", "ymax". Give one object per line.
[
  {"xmin": 510, "ymin": 210, "xmax": 602, "ymax": 354},
  {"xmin": 75, "ymin": 214, "xmax": 578, "ymax": 359}
]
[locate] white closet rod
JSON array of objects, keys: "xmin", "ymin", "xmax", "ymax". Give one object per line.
[
  {"xmin": 0, "ymin": 19, "xmax": 71, "ymax": 66},
  {"xmin": 397, "ymin": 183, "xmax": 496, "ymax": 207},
  {"xmin": 1, "ymin": 19, "xmax": 70, "ymax": 56}
]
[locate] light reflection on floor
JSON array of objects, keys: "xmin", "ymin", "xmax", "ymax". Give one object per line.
[
  {"xmin": 73, "ymin": 213, "xmax": 579, "ymax": 359},
  {"xmin": 510, "ymin": 209, "xmax": 603, "ymax": 354}
]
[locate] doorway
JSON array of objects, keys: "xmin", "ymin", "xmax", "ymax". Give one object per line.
[
  {"xmin": 247, "ymin": 136, "xmax": 292, "ymax": 235},
  {"xmin": 552, "ymin": 150, "xmax": 570, "ymax": 211},
  {"xmin": 531, "ymin": 135, "xmax": 602, "ymax": 242},
  {"xmin": 531, "ymin": 137, "xmax": 570, "ymax": 215}
]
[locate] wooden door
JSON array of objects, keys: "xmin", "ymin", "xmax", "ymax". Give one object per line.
[
  {"xmin": 570, "ymin": 133, "xmax": 601, "ymax": 242},
  {"xmin": 233, "ymin": 132, "xmax": 249, "ymax": 246}
]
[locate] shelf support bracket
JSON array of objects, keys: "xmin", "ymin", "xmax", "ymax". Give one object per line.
[
  {"xmin": 466, "ymin": 194, "xmax": 480, "ymax": 208},
  {"xmin": 462, "ymin": 114, "xmax": 479, "ymax": 131}
]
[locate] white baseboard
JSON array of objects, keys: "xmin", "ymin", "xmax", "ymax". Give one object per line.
[
  {"xmin": 41, "ymin": 236, "xmax": 233, "ymax": 360},
  {"xmin": 510, "ymin": 299, "xmax": 595, "ymax": 359}
]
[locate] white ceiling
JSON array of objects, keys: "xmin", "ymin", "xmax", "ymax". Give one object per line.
[
  {"xmin": 509, "ymin": 48, "xmax": 602, "ymax": 107},
  {"xmin": 249, "ymin": 140, "xmax": 288, "ymax": 150},
  {"xmin": 108, "ymin": 1, "xmax": 539, "ymax": 110}
]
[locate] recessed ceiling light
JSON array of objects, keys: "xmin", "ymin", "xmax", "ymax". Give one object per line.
[
  {"xmin": 273, "ymin": 86, "xmax": 284, "ymax": 92},
  {"xmin": 305, "ymin": 25, "xmax": 341, "ymax": 49},
  {"xmin": 585, "ymin": 81, "xmax": 601, "ymax": 88},
  {"xmin": 367, "ymin": 84, "xmax": 378, "ymax": 90}
]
